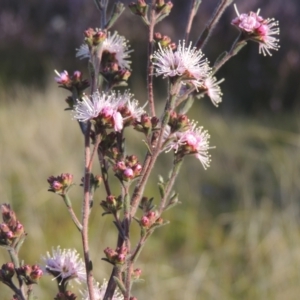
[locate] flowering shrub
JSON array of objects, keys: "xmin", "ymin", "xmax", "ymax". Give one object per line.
[{"xmin": 0, "ymin": 1, "xmax": 279, "ymax": 299}]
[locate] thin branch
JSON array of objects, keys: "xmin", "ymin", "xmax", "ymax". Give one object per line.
[
  {"xmin": 195, "ymin": 0, "xmax": 233, "ymax": 50},
  {"xmin": 184, "ymin": 0, "xmax": 200, "ymax": 42},
  {"xmin": 212, "ymin": 34, "xmax": 247, "ymax": 75},
  {"xmin": 63, "ymin": 195, "xmax": 83, "ymax": 231},
  {"xmin": 100, "ymin": 0, "xmax": 109, "ymax": 28},
  {"xmin": 130, "ymin": 82, "xmax": 180, "ymax": 217},
  {"xmin": 158, "ymin": 159, "xmax": 183, "ymax": 214},
  {"xmin": 81, "ymin": 121, "xmax": 95, "ymax": 300},
  {"xmin": 123, "ymin": 187, "xmax": 132, "ymax": 300},
  {"xmin": 147, "ymin": 0, "xmax": 157, "ymax": 117}
]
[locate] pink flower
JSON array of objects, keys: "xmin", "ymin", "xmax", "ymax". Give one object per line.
[
  {"xmin": 232, "ymin": 4, "xmax": 280, "ymax": 56},
  {"xmin": 163, "ymin": 122, "xmax": 212, "ymax": 169},
  {"xmin": 124, "ymin": 168, "xmax": 134, "ymax": 179},
  {"xmin": 54, "ymin": 70, "xmax": 70, "ymax": 84}
]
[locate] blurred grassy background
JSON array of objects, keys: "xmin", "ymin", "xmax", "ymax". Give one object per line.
[
  {"xmin": 1, "ymin": 0, "xmax": 300, "ymax": 299},
  {"xmin": 1, "ymin": 84, "xmax": 300, "ymax": 299}
]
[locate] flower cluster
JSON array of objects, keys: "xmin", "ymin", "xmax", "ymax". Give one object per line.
[
  {"xmin": 140, "ymin": 211, "xmax": 163, "ymax": 229},
  {"xmin": 100, "ymin": 195, "xmax": 123, "ymax": 215},
  {"xmin": 0, "ymin": 204, "xmax": 25, "ymax": 247},
  {"xmin": 47, "ymin": 173, "xmax": 74, "ymax": 195},
  {"xmin": 231, "ymin": 5, "xmax": 280, "ymax": 56},
  {"xmin": 113, "ymin": 155, "xmax": 142, "ymax": 182},
  {"xmin": 164, "ymin": 121, "xmax": 212, "ymax": 169},
  {"xmin": 17, "ymin": 264, "xmax": 43, "ymax": 284},
  {"xmin": 41, "ymin": 246, "xmax": 86, "ymax": 284},
  {"xmin": 152, "ymin": 40, "xmax": 224, "ymax": 106},
  {"xmin": 55, "ymin": 70, "xmax": 89, "ymax": 93},
  {"xmin": 76, "ymin": 31, "xmax": 132, "ymax": 70},
  {"xmin": 73, "ymin": 90, "xmax": 145, "ymax": 132},
  {"xmin": 103, "ymin": 245, "xmax": 128, "ymax": 265}
]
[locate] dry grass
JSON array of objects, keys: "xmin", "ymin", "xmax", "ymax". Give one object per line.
[{"xmin": 1, "ymin": 85, "xmax": 300, "ymax": 299}]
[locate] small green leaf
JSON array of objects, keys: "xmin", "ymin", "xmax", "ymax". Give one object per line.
[{"xmin": 113, "ymin": 276, "xmax": 126, "ymax": 294}]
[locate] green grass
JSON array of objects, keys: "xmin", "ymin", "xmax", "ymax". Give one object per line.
[{"xmin": 1, "ymin": 85, "xmax": 300, "ymax": 299}]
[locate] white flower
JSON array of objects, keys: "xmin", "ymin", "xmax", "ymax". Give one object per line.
[
  {"xmin": 117, "ymin": 91, "xmax": 147, "ymax": 121},
  {"xmin": 102, "ymin": 31, "xmax": 132, "ymax": 69},
  {"xmin": 73, "ymin": 90, "xmax": 145, "ymax": 131},
  {"xmin": 203, "ymin": 76, "xmax": 224, "ymax": 107},
  {"xmin": 80, "ymin": 279, "xmax": 124, "ymax": 300},
  {"xmin": 76, "ymin": 31, "xmax": 132, "ymax": 69},
  {"xmin": 76, "ymin": 44, "xmax": 90, "ymax": 60},
  {"xmin": 73, "ymin": 91, "xmax": 122, "ymax": 130},
  {"xmin": 152, "ymin": 41, "xmax": 211, "ymax": 83},
  {"xmin": 152, "ymin": 43, "xmax": 186, "ymax": 77},
  {"xmin": 41, "ymin": 246, "xmax": 86, "ymax": 284},
  {"xmin": 73, "ymin": 93, "xmax": 103, "ymax": 122}
]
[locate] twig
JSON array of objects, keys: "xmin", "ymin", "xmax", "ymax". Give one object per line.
[
  {"xmin": 184, "ymin": 0, "xmax": 201, "ymax": 42},
  {"xmin": 147, "ymin": 0, "xmax": 157, "ymax": 117},
  {"xmin": 81, "ymin": 121, "xmax": 95, "ymax": 300},
  {"xmin": 158, "ymin": 159, "xmax": 183, "ymax": 215},
  {"xmin": 195, "ymin": 0, "xmax": 233, "ymax": 50},
  {"xmin": 212, "ymin": 33, "xmax": 247, "ymax": 75}
]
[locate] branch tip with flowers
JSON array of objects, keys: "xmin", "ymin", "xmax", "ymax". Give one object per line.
[{"xmin": 1, "ymin": 1, "xmax": 280, "ymax": 299}]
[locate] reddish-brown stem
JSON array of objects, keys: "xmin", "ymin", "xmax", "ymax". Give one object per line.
[
  {"xmin": 130, "ymin": 152, "xmax": 152, "ymax": 217},
  {"xmin": 147, "ymin": 0, "xmax": 157, "ymax": 117},
  {"xmin": 130, "ymin": 87, "xmax": 179, "ymax": 217},
  {"xmin": 98, "ymin": 151, "xmax": 112, "ymax": 196},
  {"xmin": 81, "ymin": 121, "xmax": 95, "ymax": 300},
  {"xmin": 123, "ymin": 187, "xmax": 131, "ymax": 300},
  {"xmin": 88, "ymin": 134, "xmax": 101, "ymax": 170}
]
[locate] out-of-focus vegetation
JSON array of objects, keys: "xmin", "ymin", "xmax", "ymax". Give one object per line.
[
  {"xmin": 1, "ymin": 0, "xmax": 300, "ymax": 113},
  {"xmin": 1, "ymin": 85, "xmax": 300, "ymax": 299}
]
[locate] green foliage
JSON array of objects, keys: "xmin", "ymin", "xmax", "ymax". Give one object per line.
[{"xmin": 1, "ymin": 85, "xmax": 300, "ymax": 299}]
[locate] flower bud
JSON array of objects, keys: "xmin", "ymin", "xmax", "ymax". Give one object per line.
[
  {"xmin": 29, "ymin": 265, "xmax": 43, "ymax": 282},
  {"xmin": 13, "ymin": 221, "xmax": 24, "ymax": 237},
  {"xmin": 0, "ymin": 262, "xmax": 15, "ymax": 281},
  {"xmin": 154, "ymin": 32, "xmax": 162, "ymax": 40},
  {"xmin": 104, "ymin": 247, "xmax": 118, "ymax": 262},
  {"xmin": 129, "ymin": 0, "xmax": 148, "ymax": 17},
  {"xmin": 141, "ymin": 114, "xmax": 152, "ymax": 129},
  {"xmin": 132, "ymin": 268, "xmax": 142, "ymax": 280},
  {"xmin": 54, "ymin": 291, "xmax": 77, "ymax": 300},
  {"xmin": 55, "ymin": 70, "xmax": 71, "ymax": 86},
  {"xmin": 47, "ymin": 173, "xmax": 74, "ymax": 195},
  {"xmin": 141, "ymin": 216, "xmax": 150, "ymax": 227},
  {"xmin": 123, "ymin": 168, "xmax": 134, "ymax": 180},
  {"xmin": 1, "ymin": 204, "xmax": 17, "ymax": 227},
  {"xmin": 92, "ymin": 30, "xmax": 106, "ymax": 45}
]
